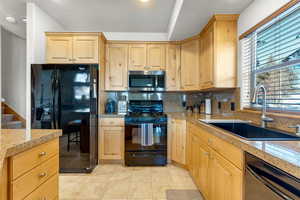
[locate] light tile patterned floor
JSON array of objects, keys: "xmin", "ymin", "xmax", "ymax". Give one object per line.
[{"xmin": 59, "ymin": 164, "xmax": 203, "ymax": 200}]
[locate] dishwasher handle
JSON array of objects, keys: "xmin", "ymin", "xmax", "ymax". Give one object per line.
[{"xmin": 246, "ymin": 166, "xmax": 294, "ymax": 200}]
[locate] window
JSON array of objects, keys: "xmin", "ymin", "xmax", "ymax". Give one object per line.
[{"xmin": 241, "ymin": 2, "xmax": 300, "ymax": 112}]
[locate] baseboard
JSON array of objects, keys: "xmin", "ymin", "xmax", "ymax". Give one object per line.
[
  {"xmin": 99, "ymin": 159, "xmax": 124, "ymax": 165},
  {"xmin": 1, "ymin": 102, "xmax": 26, "ymax": 126},
  {"xmin": 171, "ymin": 160, "xmax": 188, "ymax": 170}
]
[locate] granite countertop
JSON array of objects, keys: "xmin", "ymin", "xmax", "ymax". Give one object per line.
[
  {"xmin": 99, "ymin": 113, "xmax": 125, "ymax": 118},
  {"xmin": 168, "ymin": 112, "xmax": 300, "ymax": 179},
  {"xmin": 0, "ymin": 129, "xmax": 62, "ymax": 172}
]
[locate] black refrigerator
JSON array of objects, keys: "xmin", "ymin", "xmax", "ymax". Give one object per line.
[{"xmin": 31, "ymin": 64, "xmax": 98, "ymax": 173}]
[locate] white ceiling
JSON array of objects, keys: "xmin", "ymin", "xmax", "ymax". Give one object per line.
[
  {"xmin": 0, "ymin": 0, "xmax": 254, "ymax": 40},
  {"xmin": 0, "ymin": 0, "xmax": 26, "ymax": 38},
  {"xmin": 170, "ymin": 0, "xmax": 253, "ymax": 40}
]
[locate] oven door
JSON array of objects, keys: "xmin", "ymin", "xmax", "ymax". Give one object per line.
[
  {"xmin": 125, "ymin": 122, "xmax": 167, "ymax": 152},
  {"xmin": 128, "ymin": 71, "xmax": 165, "ymax": 91}
]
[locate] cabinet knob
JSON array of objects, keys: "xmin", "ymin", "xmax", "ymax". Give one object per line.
[
  {"xmin": 39, "ymin": 152, "xmax": 47, "ymax": 157},
  {"xmin": 203, "ymin": 152, "xmax": 209, "ymax": 156},
  {"xmin": 208, "ymin": 139, "xmax": 213, "ymax": 145},
  {"xmin": 39, "ymin": 172, "xmax": 47, "ymax": 178}
]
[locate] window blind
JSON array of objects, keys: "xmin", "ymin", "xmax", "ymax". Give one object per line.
[{"xmin": 241, "ymin": 2, "xmax": 300, "ymax": 112}]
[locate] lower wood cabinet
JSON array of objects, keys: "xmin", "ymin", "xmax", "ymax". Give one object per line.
[
  {"xmin": 187, "ymin": 122, "xmax": 243, "ymax": 200},
  {"xmin": 209, "ymin": 150, "xmax": 243, "ymax": 200},
  {"xmin": 99, "ymin": 118, "xmax": 124, "ymax": 161},
  {"xmin": 170, "ymin": 118, "xmax": 187, "ymax": 165},
  {"xmin": 1, "ymin": 139, "xmax": 60, "ymax": 200}
]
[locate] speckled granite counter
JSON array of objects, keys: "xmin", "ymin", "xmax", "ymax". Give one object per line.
[
  {"xmin": 99, "ymin": 113, "xmax": 125, "ymax": 118},
  {"xmin": 168, "ymin": 112, "xmax": 300, "ymax": 179},
  {"xmin": 0, "ymin": 129, "xmax": 62, "ymax": 172}
]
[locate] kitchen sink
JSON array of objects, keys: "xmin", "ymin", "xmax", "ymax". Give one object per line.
[{"xmin": 200, "ymin": 120, "xmax": 300, "ymax": 141}]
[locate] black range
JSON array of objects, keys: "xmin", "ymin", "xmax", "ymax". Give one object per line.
[{"xmin": 125, "ymin": 100, "xmax": 167, "ymax": 166}]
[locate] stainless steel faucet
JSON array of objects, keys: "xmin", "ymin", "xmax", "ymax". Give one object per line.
[
  {"xmin": 289, "ymin": 125, "xmax": 300, "ymax": 136},
  {"xmin": 251, "ymin": 84, "xmax": 274, "ymax": 128}
]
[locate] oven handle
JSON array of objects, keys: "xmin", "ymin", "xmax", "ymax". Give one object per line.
[{"xmin": 246, "ymin": 166, "xmax": 294, "ymax": 200}]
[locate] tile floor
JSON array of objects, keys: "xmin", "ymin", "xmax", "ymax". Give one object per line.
[{"xmin": 59, "ymin": 164, "xmax": 203, "ymax": 200}]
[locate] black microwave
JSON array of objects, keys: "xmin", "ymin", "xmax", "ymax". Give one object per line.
[{"xmin": 128, "ymin": 71, "xmax": 165, "ymax": 91}]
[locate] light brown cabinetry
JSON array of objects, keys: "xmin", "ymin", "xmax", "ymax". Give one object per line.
[
  {"xmin": 166, "ymin": 44, "xmax": 181, "ymax": 91},
  {"xmin": 105, "ymin": 44, "xmax": 128, "ymax": 90},
  {"xmin": 170, "ymin": 118, "xmax": 186, "ymax": 165},
  {"xmin": 128, "ymin": 43, "xmax": 166, "ymax": 71},
  {"xmin": 199, "ymin": 15, "xmax": 238, "ymax": 89},
  {"xmin": 147, "ymin": 44, "xmax": 166, "ymax": 70},
  {"xmin": 128, "ymin": 44, "xmax": 147, "ymax": 70},
  {"xmin": 5, "ymin": 139, "xmax": 59, "ymax": 200},
  {"xmin": 72, "ymin": 35, "xmax": 99, "ymax": 63},
  {"xmin": 186, "ymin": 122, "xmax": 243, "ymax": 200},
  {"xmin": 180, "ymin": 39, "xmax": 200, "ymax": 90},
  {"xmin": 209, "ymin": 150, "xmax": 243, "ymax": 200},
  {"xmin": 199, "ymin": 26, "xmax": 214, "ymax": 88},
  {"xmin": 46, "ymin": 35, "xmax": 73, "ymax": 63},
  {"xmin": 99, "ymin": 118, "xmax": 124, "ymax": 161},
  {"xmin": 46, "ymin": 33, "xmax": 99, "ymax": 64}
]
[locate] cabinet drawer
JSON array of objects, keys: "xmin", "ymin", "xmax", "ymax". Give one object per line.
[
  {"xmin": 100, "ymin": 118, "xmax": 124, "ymax": 127},
  {"xmin": 11, "ymin": 155, "xmax": 59, "ymax": 200},
  {"xmin": 210, "ymin": 135, "xmax": 244, "ymax": 169},
  {"xmin": 23, "ymin": 174, "xmax": 58, "ymax": 200},
  {"xmin": 200, "ymin": 129, "xmax": 243, "ymax": 169},
  {"xmin": 10, "ymin": 139, "xmax": 59, "ymax": 180}
]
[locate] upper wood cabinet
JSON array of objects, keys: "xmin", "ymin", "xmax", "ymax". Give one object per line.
[
  {"xmin": 128, "ymin": 43, "xmax": 166, "ymax": 71},
  {"xmin": 46, "ymin": 35, "xmax": 73, "ymax": 63},
  {"xmin": 147, "ymin": 44, "xmax": 166, "ymax": 70},
  {"xmin": 46, "ymin": 33, "xmax": 99, "ymax": 64},
  {"xmin": 180, "ymin": 39, "xmax": 200, "ymax": 90},
  {"xmin": 200, "ymin": 26, "xmax": 214, "ymax": 89},
  {"xmin": 73, "ymin": 35, "xmax": 99, "ymax": 63},
  {"xmin": 128, "ymin": 44, "xmax": 147, "ymax": 70},
  {"xmin": 199, "ymin": 15, "xmax": 238, "ymax": 89},
  {"xmin": 105, "ymin": 44, "xmax": 128, "ymax": 91},
  {"xmin": 166, "ymin": 44, "xmax": 181, "ymax": 91}
]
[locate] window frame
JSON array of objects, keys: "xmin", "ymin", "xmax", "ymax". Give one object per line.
[{"xmin": 240, "ymin": 1, "xmax": 300, "ymax": 114}]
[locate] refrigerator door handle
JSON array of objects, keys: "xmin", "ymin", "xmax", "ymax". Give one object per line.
[{"xmin": 93, "ymin": 79, "xmax": 97, "ymax": 98}]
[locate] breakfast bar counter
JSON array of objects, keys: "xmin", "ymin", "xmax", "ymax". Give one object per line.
[{"xmin": 0, "ymin": 129, "xmax": 61, "ymax": 200}]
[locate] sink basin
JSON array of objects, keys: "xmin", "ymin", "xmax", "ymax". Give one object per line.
[{"xmin": 202, "ymin": 121, "xmax": 300, "ymax": 141}]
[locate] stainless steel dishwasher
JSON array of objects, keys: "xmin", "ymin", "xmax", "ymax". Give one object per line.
[{"xmin": 245, "ymin": 153, "xmax": 300, "ymax": 200}]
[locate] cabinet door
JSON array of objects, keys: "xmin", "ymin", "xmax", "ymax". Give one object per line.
[
  {"xmin": 128, "ymin": 44, "xmax": 147, "ymax": 70},
  {"xmin": 105, "ymin": 44, "xmax": 128, "ymax": 90},
  {"xmin": 198, "ymin": 142, "xmax": 210, "ymax": 199},
  {"xmin": 46, "ymin": 36, "xmax": 73, "ymax": 63},
  {"xmin": 171, "ymin": 119, "xmax": 186, "ymax": 165},
  {"xmin": 181, "ymin": 40, "xmax": 200, "ymax": 90},
  {"xmin": 209, "ymin": 151, "xmax": 243, "ymax": 200},
  {"xmin": 166, "ymin": 44, "xmax": 181, "ymax": 91},
  {"xmin": 147, "ymin": 44, "xmax": 166, "ymax": 70},
  {"xmin": 73, "ymin": 35, "xmax": 99, "ymax": 64},
  {"xmin": 100, "ymin": 127, "xmax": 124, "ymax": 160},
  {"xmin": 200, "ymin": 26, "xmax": 214, "ymax": 89},
  {"xmin": 190, "ymin": 132, "xmax": 201, "ymax": 187}
]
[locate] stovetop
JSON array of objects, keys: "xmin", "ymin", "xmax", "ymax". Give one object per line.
[{"xmin": 125, "ymin": 112, "xmax": 168, "ymax": 124}]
